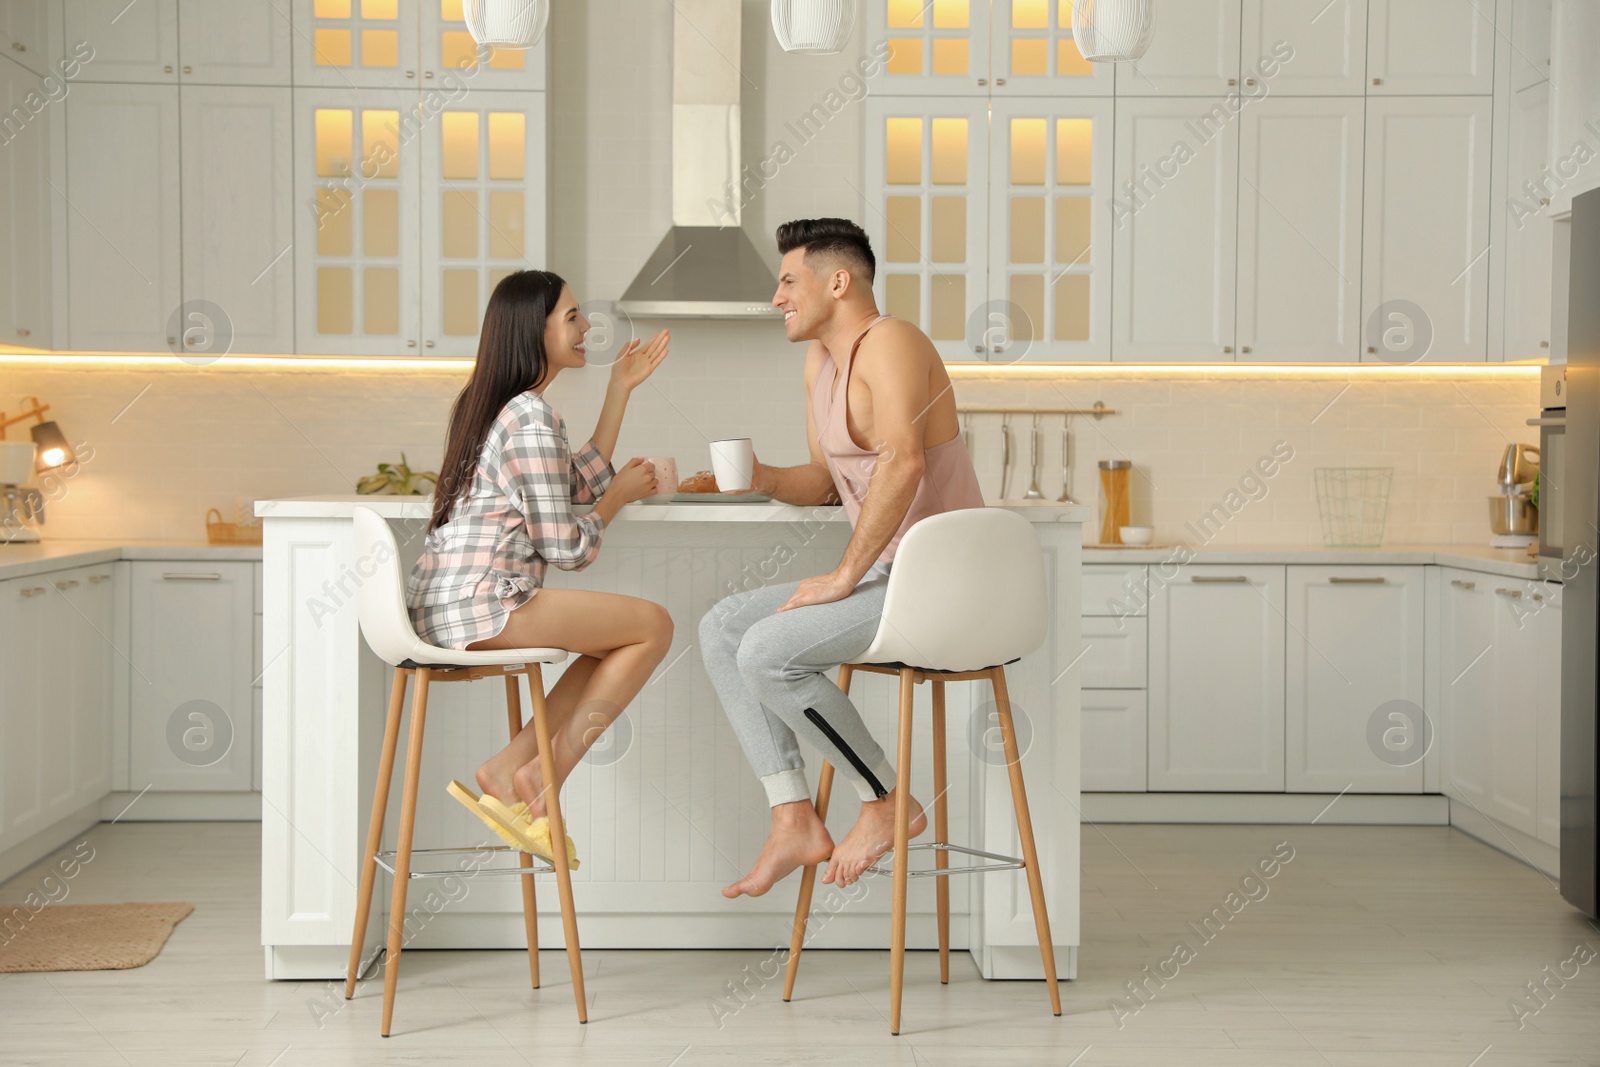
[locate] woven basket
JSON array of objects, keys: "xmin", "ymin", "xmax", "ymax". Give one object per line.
[{"xmin": 205, "ymin": 508, "xmax": 263, "ymax": 546}]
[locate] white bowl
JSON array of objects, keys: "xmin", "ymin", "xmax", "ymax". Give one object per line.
[{"xmin": 1119, "ymin": 525, "xmax": 1154, "ymax": 545}]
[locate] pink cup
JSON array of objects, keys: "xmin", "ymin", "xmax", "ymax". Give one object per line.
[{"xmin": 642, "ymin": 456, "xmax": 678, "ymax": 499}]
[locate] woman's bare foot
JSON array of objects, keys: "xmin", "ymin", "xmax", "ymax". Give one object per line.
[
  {"xmin": 823, "ymin": 791, "xmax": 927, "ymax": 888},
  {"xmin": 723, "ymin": 802, "xmax": 835, "ymax": 899},
  {"xmin": 511, "ymin": 759, "xmax": 549, "ymax": 820},
  {"xmin": 475, "ymin": 755, "xmax": 522, "ymax": 809}
]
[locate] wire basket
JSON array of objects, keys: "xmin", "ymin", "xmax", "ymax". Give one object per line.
[{"xmin": 1314, "ymin": 468, "xmax": 1394, "ymax": 547}]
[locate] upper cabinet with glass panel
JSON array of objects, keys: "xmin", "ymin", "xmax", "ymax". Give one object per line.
[
  {"xmin": 992, "ymin": 0, "xmax": 1113, "ymax": 95},
  {"xmin": 869, "ymin": 0, "xmax": 1111, "ymax": 95},
  {"xmin": 294, "ymin": 0, "xmax": 544, "ymax": 90}
]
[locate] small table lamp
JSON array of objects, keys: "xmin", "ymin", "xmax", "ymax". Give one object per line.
[{"xmin": 0, "ymin": 396, "xmax": 76, "ymax": 473}]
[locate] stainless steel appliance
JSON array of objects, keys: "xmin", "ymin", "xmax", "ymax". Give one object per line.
[
  {"xmin": 0, "ymin": 441, "xmax": 43, "ymax": 544},
  {"xmin": 1489, "ymin": 441, "xmax": 1540, "ymax": 543},
  {"xmin": 1560, "ymin": 187, "xmax": 1600, "ymax": 918},
  {"xmin": 1531, "ymin": 365, "xmax": 1567, "ymax": 580}
]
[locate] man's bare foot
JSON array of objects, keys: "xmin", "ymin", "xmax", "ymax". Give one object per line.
[
  {"xmin": 723, "ymin": 802, "xmax": 834, "ymax": 899},
  {"xmin": 823, "ymin": 791, "xmax": 927, "ymax": 888},
  {"xmin": 511, "ymin": 758, "xmax": 549, "ymax": 820}
]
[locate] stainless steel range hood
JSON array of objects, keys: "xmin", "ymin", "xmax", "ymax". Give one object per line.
[{"xmin": 617, "ymin": 0, "xmax": 781, "ymax": 319}]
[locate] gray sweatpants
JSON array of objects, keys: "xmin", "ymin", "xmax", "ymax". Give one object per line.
[{"xmin": 698, "ymin": 562, "xmax": 897, "ymax": 808}]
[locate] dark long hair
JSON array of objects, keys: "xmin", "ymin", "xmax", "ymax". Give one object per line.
[{"xmin": 429, "ymin": 269, "xmax": 567, "ymax": 532}]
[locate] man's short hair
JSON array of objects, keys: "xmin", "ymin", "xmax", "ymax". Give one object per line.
[{"xmin": 776, "ymin": 218, "xmax": 876, "ymax": 286}]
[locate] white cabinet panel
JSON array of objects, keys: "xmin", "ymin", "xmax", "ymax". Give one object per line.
[
  {"xmin": 1440, "ymin": 571, "xmax": 1495, "ymax": 811},
  {"xmin": 1082, "ymin": 564, "xmax": 1149, "ymax": 617},
  {"xmin": 1512, "ymin": 0, "xmax": 1554, "ymax": 89},
  {"xmin": 1504, "ymin": 83, "xmax": 1555, "ymax": 361},
  {"xmin": 990, "ymin": 0, "xmax": 1113, "ymax": 96},
  {"xmin": 1367, "ymin": 0, "xmax": 1496, "ymax": 94},
  {"xmin": 64, "ymin": 566, "xmax": 116, "ymax": 811},
  {"xmin": 0, "ymin": 576, "xmax": 51, "ymax": 851},
  {"xmin": 1361, "ymin": 96, "xmax": 1492, "ymax": 362},
  {"xmin": 1082, "ymin": 690, "xmax": 1147, "ymax": 792},
  {"xmin": 1149, "ymin": 566, "xmax": 1286, "ymax": 791},
  {"xmin": 1534, "ymin": 587, "xmax": 1562, "ymax": 846},
  {"xmin": 1285, "ymin": 566, "xmax": 1427, "ymax": 793},
  {"xmin": 64, "ymin": 83, "xmax": 183, "ymax": 352},
  {"xmin": 1487, "ymin": 584, "xmax": 1539, "ymax": 836},
  {"xmin": 1112, "ymin": 99, "xmax": 1239, "ymax": 361},
  {"xmin": 65, "ymin": 0, "xmax": 178, "ymax": 82},
  {"xmin": 988, "ymin": 97, "xmax": 1113, "ymax": 361},
  {"xmin": 1237, "ymin": 97, "xmax": 1363, "ymax": 361},
  {"xmin": 180, "ymin": 86, "xmax": 295, "ymax": 355},
  {"xmin": 1, "ymin": 0, "xmax": 53, "ymax": 76},
  {"xmin": 178, "ymin": 0, "xmax": 293, "ymax": 85},
  {"xmin": 867, "ymin": 0, "xmax": 990, "ymax": 96},
  {"xmin": 1116, "ymin": 0, "xmax": 1242, "ymax": 96},
  {"xmin": 1241, "ymin": 0, "xmax": 1367, "ymax": 95},
  {"xmin": 420, "ymin": 0, "xmax": 544, "ymax": 89},
  {"xmin": 292, "ymin": 0, "xmax": 420, "ymax": 88},
  {"xmin": 1548, "ymin": 0, "xmax": 1600, "ymax": 216},
  {"xmin": 129, "ymin": 562, "xmax": 255, "ymax": 792},
  {"xmin": 1081, "ymin": 616, "xmax": 1146, "ymax": 690},
  {"xmin": 419, "ymin": 90, "xmax": 546, "ymax": 356},
  {"xmin": 0, "ymin": 56, "xmax": 54, "ymax": 348}
]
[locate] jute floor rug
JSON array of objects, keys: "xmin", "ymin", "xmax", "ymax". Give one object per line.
[{"xmin": 0, "ymin": 903, "xmax": 194, "ymax": 972}]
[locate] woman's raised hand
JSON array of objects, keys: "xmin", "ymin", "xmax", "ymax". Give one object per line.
[
  {"xmin": 608, "ymin": 329, "xmax": 670, "ymax": 393},
  {"xmin": 608, "ymin": 457, "xmax": 660, "ymax": 504}
]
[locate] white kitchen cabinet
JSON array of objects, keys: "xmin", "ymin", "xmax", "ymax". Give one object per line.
[
  {"xmin": 177, "ymin": 0, "xmax": 293, "ymax": 85},
  {"xmin": 1149, "ymin": 566, "xmax": 1286, "ymax": 791},
  {"xmin": 867, "ymin": 97, "xmax": 990, "ymax": 361},
  {"xmin": 987, "ymin": 96, "xmax": 1113, "ymax": 361},
  {"xmin": 292, "ymin": 87, "xmax": 423, "ymax": 355},
  {"xmin": 64, "ymin": 83, "xmax": 183, "ymax": 352},
  {"xmin": 0, "ymin": 55, "xmax": 55, "ymax": 348},
  {"xmin": 868, "ymin": 0, "xmax": 991, "ymax": 96},
  {"xmin": 418, "ymin": 89, "xmax": 546, "ymax": 356},
  {"xmin": 1504, "ymin": 82, "xmax": 1555, "ymax": 361},
  {"xmin": 0, "ymin": 575, "xmax": 53, "ymax": 851},
  {"xmin": 57, "ymin": 567, "xmax": 115, "ymax": 818},
  {"xmin": 292, "ymin": 0, "xmax": 421, "ymax": 88},
  {"xmin": 65, "ymin": 0, "xmax": 179, "ymax": 83},
  {"xmin": 1285, "ymin": 566, "xmax": 1427, "ymax": 793},
  {"xmin": 180, "ymin": 86, "xmax": 295, "ymax": 356},
  {"xmin": 1115, "ymin": 0, "xmax": 1242, "ymax": 96},
  {"xmin": 1112, "ymin": 98, "xmax": 1239, "ymax": 361},
  {"xmin": 990, "ymin": 0, "xmax": 1113, "ymax": 96},
  {"xmin": 128, "ymin": 562, "xmax": 255, "ymax": 792},
  {"xmin": 1082, "ymin": 564, "xmax": 1150, "ymax": 617},
  {"xmin": 1512, "ymin": 0, "xmax": 1554, "ymax": 89},
  {"xmin": 1081, "ymin": 615, "xmax": 1147, "ymax": 690},
  {"xmin": 420, "ymin": 0, "xmax": 545, "ymax": 90},
  {"xmin": 1236, "ymin": 97, "xmax": 1364, "ymax": 361},
  {"xmin": 1082, "ymin": 690, "xmax": 1147, "ymax": 792},
  {"xmin": 1241, "ymin": 0, "xmax": 1367, "ymax": 95},
  {"xmin": 1361, "ymin": 96, "xmax": 1492, "ymax": 362},
  {"xmin": 1547, "ymin": 0, "xmax": 1600, "ymax": 217},
  {"xmin": 0, "ymin": 0, "xmax": 52, "ymax": 76},
  {"xmin": 1366, "ymin": 0, "xmax": 1496, "ymax": 94},
  {"xmin": 1534, "ymin": 585, "xmax": 1562, "ymax": 846}
]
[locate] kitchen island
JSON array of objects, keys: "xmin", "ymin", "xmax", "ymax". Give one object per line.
[{"xmin": 255, "ymin": 496, "xmax": 1088, "ymax": 982}]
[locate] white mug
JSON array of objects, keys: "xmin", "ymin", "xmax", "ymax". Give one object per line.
[
  {"xmin": 642, "ymin": 456, "xmax": 678, "ymax": 499},
  {"xmin": 710, "ymin": 438, "xmax": 753, "ymax": 492}
]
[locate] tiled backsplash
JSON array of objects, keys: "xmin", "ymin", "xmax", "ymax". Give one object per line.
[{"xmin": 6, "ymin": 350, "xmax": 1539, "ymax": 547}]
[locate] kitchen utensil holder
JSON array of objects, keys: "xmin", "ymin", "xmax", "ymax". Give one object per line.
[{"xmin": 1314, "ymin": 468, "xmax": 1394, "ymax": 547}]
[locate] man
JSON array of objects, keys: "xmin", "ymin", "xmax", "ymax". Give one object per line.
[{"xmin": 698, "ymin": 218, "xmax": 985, "ymax": 899}]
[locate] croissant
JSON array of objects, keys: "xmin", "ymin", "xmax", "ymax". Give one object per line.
[{"xmin": 677, "ymin": 469, "xmax": 719, "ymax": 493}]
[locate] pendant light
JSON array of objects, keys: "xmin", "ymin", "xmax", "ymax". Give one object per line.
[
  {"xmin": 463, "ymin": 0, "xmax": 549, "ymax": 50},
  {"xmin": 1071, "ymin": 0, "xmax": 1155, "ymax": 62},
  {"xmin": 771, "ymin": 0, "xmax": 855, "ymax": 55}
]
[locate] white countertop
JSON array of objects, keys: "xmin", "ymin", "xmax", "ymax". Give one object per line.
[
  {"xmin": 0, "ymin": 540, "xmax": 262, "ymax": 581},
  {"xmin": 1081, "ymin": 543, "xmax": 1543, "ymax": 580}
]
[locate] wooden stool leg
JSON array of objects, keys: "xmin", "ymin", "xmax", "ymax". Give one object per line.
[
  {"xmin": 931, "ymin": 679, "xmax": 950, "ymax": 985},
  {"xmin": 381, "ymin": 667, "xmax": 431, "ymax": 1037},
  {"xmin": 346, "ymin": 667, "xmax": 408, "ymax": 999},
  {"xmin": 528, "ymin": 665, "xmax": 587, "ymax": 1023},
  {"xmin": 783, "ymin": 664, "xmax": 851, "ymax": 1002},
  {"xmin": 504, "ymin": 673, "xmax": 540, "ymax": 991},
  {"xmin": 991, "ymin": 667, "xmax": 1062, "ymax": 1016},
  {"xmin": 888, "ymin": 666, "xmax": 916, "ymax": 1036}
]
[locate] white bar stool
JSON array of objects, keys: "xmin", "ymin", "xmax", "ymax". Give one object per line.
[
  {"xmin": 780, "ymin": 507, "xmax": 1061, "ymax": 1035},
  {"xmin": 343, "ymin": 506, "xmax": 586, "ymax": 1035}
]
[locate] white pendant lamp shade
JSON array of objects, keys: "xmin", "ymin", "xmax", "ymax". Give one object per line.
[
  {"xmin": 1071, "ymin": 0, "xmax": 1155, "ymax": 62},
  {"xmin": 772, "ymin": 0, "xmax": 855, "ymax": 55},
  {"xmin": 463, "ymin": 0, "xmax": 549, "ymax": 50}
]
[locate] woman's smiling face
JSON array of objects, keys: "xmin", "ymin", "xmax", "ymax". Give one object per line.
[{"xmin": 542, "ymin": 285, "xmax": 590, "ymax": 375}]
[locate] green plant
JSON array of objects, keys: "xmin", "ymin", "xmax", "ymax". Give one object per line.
[
  {"xmin": 356, "ymin": 453, "xmax": 438, "ymax": 496},
  {"xmin": 1531, "ymin": 469, "xmax": 1540, "ymax": 510}
]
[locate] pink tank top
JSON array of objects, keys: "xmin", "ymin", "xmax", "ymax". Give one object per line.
[{"xmin": 811, "ymin": 315, "xmax": 986, "ymax": 563}]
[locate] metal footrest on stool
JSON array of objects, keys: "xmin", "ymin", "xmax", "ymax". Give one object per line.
[
  {"xmin": 865, "ymin": 841, "xmax": 1025, "ymax": 878},
  {"xmin": 373, "ymin": 844, "xmax": 556, "ymax": 879}
]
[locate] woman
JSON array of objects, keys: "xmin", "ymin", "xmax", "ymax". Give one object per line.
[{"xmin": 408, "ymin": 269, "xmax": 673, "ymax": 868}]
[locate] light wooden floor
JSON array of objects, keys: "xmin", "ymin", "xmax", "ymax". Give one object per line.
[{"xmin": 1, "ymin": 820, "xmax": 1596, "ymax": 1066}]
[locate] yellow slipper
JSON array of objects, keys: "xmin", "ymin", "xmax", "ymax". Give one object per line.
[
  {"xmin": 445, "ymin": 780, "xmax": 529, "ymax": 853},
  {"xmin": 478, "ymin": 793, "xmax": 581, "ymax": 871}
]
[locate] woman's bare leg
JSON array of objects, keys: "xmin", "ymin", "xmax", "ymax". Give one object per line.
[
  {"xmin": 467, "ymin": 588, "xmax": 673, "ymax": 818},
  {"xmin": 472, "ymin": 653, "xmax": 600, "ymax": 807}
]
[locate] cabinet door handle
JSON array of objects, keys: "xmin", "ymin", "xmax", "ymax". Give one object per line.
[
  {"xmin": 1531, "ymin": 592, "xmax": 1545, "ymax": 602},
  {"xmin": 54, "ymin": 579, "xmax": 79, "ymax": 590},
  {"xmin": 16, "ymin": 328, "xmax": 29, "ymax": 338},
  {"xmin": 88, "ymin": 574, "xmax": 111, "ymax": 583},
  {"xmin": 1329, "ymin": 576, "xmax": 1386, "ymax": 585},
  {"xmin": 1227, "ymin": 78, "xmax": 1238, "ymax": 86},
  {"xmin": 1371, "ymin": 77, "xmax": 1382, "ymax": 85},
  {"xmin": 1222, "ymin": 345, "xmax": 1234, "ymax": 354},
  {"xmin": 163, "ymin": 572, "xmax": 222, "ymax": 581},
  {"xmin": 425, "ymin": 70, "xmax": 434, "ymax": 79},
  {"xmin": 20, "ymin": 587, "xmax": 45, "ymax": 597},
  {"xmin": 164, "ymin": 64, "xmax": 173, "ymax": 73},
  {"xmin": 977, "ymin": 78, "xmax": 988, "ymax": 86},
  {"xmin": 1450, "ymin": 579, "xmax": 1475, "ymax": 590},
  {"xmin": 1526, "ymin": 417, "xmax": 1565, "ymax": 427},
  {"xmin": 1191, "ymin": 575, "xmax": 1249, "ymax": 583},
  {"xmin": 1244, "ymin": 78, "xmax": 1256, "ymax": 86},
  {"xmin": 1495, "ymin": 587, "xmax": 1523, "ymax": 599}
]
